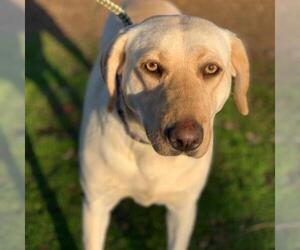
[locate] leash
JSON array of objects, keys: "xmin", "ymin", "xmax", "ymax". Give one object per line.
[{"xmin": 96, "ymin": 0, "xmax": 133, "ymax": 26}]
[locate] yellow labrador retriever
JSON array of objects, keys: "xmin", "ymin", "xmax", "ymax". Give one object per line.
[{"xmin": 80, "ymin": 0, "xmax": 249, "ymax": 249}]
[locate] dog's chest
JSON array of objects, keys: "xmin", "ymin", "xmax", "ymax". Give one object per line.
[
  {"xmin": 128, "ymin": 171, "xmax": 178, "ymax": 206},
  {"xmin": 129, "ymin": 175, "xmax": 158, "ymax": 206},
  {"xmin": 123, "ymin": 153, "xmax": 201, "ymax": 206}
]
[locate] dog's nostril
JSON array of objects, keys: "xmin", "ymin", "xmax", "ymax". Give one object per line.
[{"xmin": 166, "ymin": 119, "xmax": 203, "ymax": 152}]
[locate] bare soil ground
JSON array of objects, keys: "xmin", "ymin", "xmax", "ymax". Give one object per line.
[{"xmin": 28, "ymin": 0, "xmax": 274, "ymax": 63}]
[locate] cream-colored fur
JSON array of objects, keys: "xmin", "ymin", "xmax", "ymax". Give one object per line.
[{"xmin": 80, "ymin": 1, "xmax": 249, "ymax": 249}]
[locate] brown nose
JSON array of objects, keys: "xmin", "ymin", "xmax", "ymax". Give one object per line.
[{"xmin": 166, "ymin": 119, "xmax": 203, "ymax": 152}]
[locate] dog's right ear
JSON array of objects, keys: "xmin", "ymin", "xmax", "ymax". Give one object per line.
[{"xmin": 100, "ymin": 30, "xmax": 129, "ymax": 111}]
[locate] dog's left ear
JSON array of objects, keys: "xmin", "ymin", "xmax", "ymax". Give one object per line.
[
  {"xmin": 228, "ymin": 33, "xmax": 250, "ymax": 116},
  {"xmin": 100, "ymin": 29, "xmax": 130, "ymax": 111}
]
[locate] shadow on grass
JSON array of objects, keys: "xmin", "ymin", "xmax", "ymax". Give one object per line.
[
  {"xmin": 110, "ymin": 199, "xmax": 166, "ymax": 250},
  {"xmin": 28, "ymin": 71, "xmax": 78, "ymax": 139},
  {"xmin": 26, "ymin": 0, "xmax": 87, "ymax": 139},
  {"xmin": 26, "ymin": 0, "xmax": 90, "ymax": 70},
  {"xmin": 26, "ymin": 1, "xmax": 87, "ymax": 248},
  {"xmin": 26, "ymin": 132, "xmax": 78, "ymax": 250}
]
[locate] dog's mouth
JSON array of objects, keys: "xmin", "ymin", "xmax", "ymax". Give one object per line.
[{"xmin": 151, "ymin": 141, "xmax": 206, "ymax": 158}]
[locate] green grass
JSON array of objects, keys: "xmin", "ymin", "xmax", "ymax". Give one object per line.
[{"xmin": 26, "ymin": 31, "xmax": 274, "ymax": 249}]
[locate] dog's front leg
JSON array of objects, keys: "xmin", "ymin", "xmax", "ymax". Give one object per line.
[
  {"xmin": 83, "ymin": 199, "xmax": 113, "ymax": 250},
  {"xmin": 166, "ymin": 201, "xmax": 197, "ymax": 250}
]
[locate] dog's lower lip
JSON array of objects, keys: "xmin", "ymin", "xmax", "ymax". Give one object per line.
[
  {"xmin": 171, "ymin": 149, "xmax": 181, "ymax": 156},
  {"xmin": 182, "ymin": 146, "xmax": 201, "ymax": 157},
  {"xmin": 185, "ymin": 151, "xmax": 197, "ymax": 157}
]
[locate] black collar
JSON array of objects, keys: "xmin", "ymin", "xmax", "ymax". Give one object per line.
[{"xmin": 115, "ymin": 77, "xmax": 149, "ymax": 144}]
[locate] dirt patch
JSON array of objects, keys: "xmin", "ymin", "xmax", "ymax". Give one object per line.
[{"xmin": 27, "ymin": 0, "xmax": 274, "ymax": 63}]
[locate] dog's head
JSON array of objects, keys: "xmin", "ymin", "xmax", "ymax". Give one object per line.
[{"xmin": 101, "ymin": 15, "xmax": 249, "ymax": 158}]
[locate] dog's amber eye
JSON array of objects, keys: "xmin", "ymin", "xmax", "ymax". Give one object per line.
[
  {"xmin": 145, "ymin": 61, "xmax": 158, "ymax": 72},
  {"xmin": 202, "ymin": 64, "xmax": 220, "ymax": 77},
  {"xmin": 144, "ymin": 61, "xmax": 163, "ymax": 76}
]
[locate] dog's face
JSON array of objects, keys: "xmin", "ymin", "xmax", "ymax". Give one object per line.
[{"xmin": 102, "ymin": 16, "xmax": 249, "ymax": 158}]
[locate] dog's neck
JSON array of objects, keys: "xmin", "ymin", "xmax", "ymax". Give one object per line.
[{"xmin": 115, "ymin": 76, "xmax": 150, "ymax": 144}]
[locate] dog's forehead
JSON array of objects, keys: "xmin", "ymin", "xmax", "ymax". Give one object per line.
[{"xmin": 127, "ymin": 15, "xmax": 231, "ymax": 63}]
